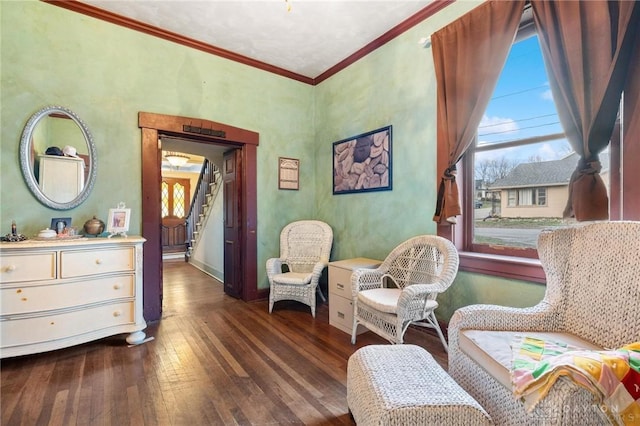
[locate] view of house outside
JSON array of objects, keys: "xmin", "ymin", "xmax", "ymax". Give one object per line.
[{"xmin": 472, "ymin": 34, "xmax": 611, "ymax": 249}]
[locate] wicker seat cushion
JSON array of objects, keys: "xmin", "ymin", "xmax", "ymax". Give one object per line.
[
  {"xmin": 357, "ymin": 288, "xmax": 440, "ymax": 314},
  {"xmin": 271, "ymin": 272, "xmax": 313, "ymax": 285},
  {"xmin": 459, "ymin": 330, "xmax": 602, "ymax": 390}
]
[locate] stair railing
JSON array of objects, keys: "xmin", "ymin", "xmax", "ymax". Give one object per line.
[{"xmin": 185, "ymin": 159, "xmax": 218, "ymax": 256}]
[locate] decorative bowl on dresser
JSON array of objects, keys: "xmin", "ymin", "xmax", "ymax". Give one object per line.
[{"xmin": 0, "ymin": 236, "xmax": 146, "ymax": 358}]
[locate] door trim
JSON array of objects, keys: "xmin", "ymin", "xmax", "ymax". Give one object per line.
[{"xmin": 139, "ymin": 112, "xmax": 259, "ymax": 321}]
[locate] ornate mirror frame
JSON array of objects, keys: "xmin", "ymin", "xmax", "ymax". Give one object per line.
[{"xmin": 19, "ymin": 106, "xmax": 97, "ymax": 210}]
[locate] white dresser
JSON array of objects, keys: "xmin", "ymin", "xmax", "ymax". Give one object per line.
[
  {"xmin": 0, "ymin": 236, "xmax": 146, "ymax": 358},
  {"xmin": 328, "ymin": 258, "xmax": 381, "ymax": 335}
]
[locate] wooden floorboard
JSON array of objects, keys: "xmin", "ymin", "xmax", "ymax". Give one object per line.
[{"xmin": 1, "ymin": 259, "xmax": 448, "ymax": 425}]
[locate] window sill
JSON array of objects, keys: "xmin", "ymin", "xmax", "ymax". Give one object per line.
[{"xmin": 458, "ymin": 251, "xmax": 546, "ymax": 284}]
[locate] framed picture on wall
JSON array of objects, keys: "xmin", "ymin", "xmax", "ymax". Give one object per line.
[
  {"xmin": 278, "ymin": 157, "xmax": 300, "ymax": 190},
  {"xmin": 333, "ymin": 125, "xmax": 392, "ymax": 195}
]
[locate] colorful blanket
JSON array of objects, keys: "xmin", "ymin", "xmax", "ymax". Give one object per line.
[{"xmin": 511, "ymin": 336, "xmax": 640, "ymax": 425}]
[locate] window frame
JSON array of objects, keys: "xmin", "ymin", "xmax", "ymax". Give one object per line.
[{"xmin": 436, "ymin": 22, "xmax": 637, "ymax": 285}]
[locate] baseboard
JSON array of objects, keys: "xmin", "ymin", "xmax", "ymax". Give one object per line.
[{"xmin": 188, "ymin": 258, "xmax": 223, "ymax": 283}]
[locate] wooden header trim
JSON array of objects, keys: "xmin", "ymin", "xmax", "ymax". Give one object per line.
[
  {"xmin": 44, "ymin": 0, "xmax": 453, "ymax": 86},
  {"xmin": 139, "ymin": 112, "xmax": 259, "ymax": 146}
]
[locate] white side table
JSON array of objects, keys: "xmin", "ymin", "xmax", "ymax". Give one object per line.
[{"xmin": 328, "ymin": 257, "xmax": 381, "ymax": 335}]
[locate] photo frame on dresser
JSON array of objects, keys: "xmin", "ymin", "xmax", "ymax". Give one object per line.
[
  {"xmin": 50, "ymin": 217, "xmax": 72, "ymax": 234},
  {"xmin": 107, "ymin": 202, "xmax": 130, "ymax": 237},
  {"xmin": 333, "ymin": 125, "xmax": 392, "ymax": 195}
]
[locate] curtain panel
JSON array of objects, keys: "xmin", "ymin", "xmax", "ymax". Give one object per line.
[
  {"xmin": 622, "ymin": 23, "xmax": 640, "ymax": 219},
  {"xmin": 531, "ymin": 0, "xmax": 640, "ymax": 221},
  {"xmin": 432, "ymin": 0, "xmax": 525, "ymax": 224}
]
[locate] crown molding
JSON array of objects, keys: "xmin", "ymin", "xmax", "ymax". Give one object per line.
[{"xmin": 43, "ymin": 0, "xmax": 454, "ymax": 86}]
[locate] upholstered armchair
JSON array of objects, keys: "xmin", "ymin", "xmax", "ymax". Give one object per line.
[
  {"xmin": 448, "ymin": 221, "xmax": 640, "ymax": 425},
  {"xmin": 267, "ymin": 220, "xmax": 333, "ymax": 318},
  {"xmin": 351, "ymin": 235, "xmax": 459, "ymax": 351}
]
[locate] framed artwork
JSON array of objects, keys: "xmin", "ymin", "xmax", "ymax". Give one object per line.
[
  {"xmin": 107, "ymin": 202, "xmax": 131, "ymax": 237},
  {"xmin": 278, "ymin": 157, "xmax": 300, "ymax": 190},
  {"xmin": 333, "ymin": 125, "xmax": 392, "ymax": 195}
]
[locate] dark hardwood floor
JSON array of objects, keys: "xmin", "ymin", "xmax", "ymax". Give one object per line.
[{"xmin": 1, "ymin": 259, "xmax": 448, "ymax": 425}]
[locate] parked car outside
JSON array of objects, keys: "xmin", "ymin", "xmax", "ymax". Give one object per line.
[{"xmin": 475, "ymin": 200, "xmax": 483, "ymax": 209}]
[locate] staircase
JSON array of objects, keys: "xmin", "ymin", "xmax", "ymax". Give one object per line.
[{"xmin": 185, "ymin": 159, "xmax": 221, "ymax": 260}]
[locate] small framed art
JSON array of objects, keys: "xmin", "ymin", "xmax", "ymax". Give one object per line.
[{"xmin": 278, "ymin": 157, "xmax": 300, "ymax": 190}]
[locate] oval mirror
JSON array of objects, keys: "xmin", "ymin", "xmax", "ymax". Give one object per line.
[{"xmin": 19, "ymin": 106, "xmax": 97, "ymax": 210}]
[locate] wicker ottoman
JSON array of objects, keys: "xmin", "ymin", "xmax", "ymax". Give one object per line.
[{"xmin": 347, "ymin": 345, "xmax": 492, "ymax": 425}]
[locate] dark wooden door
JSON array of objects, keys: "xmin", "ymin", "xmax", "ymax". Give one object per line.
[
  {"xmin": 161, "ymin": 177, "xmax": 190, "ymax": 252},
  {"xmin": 223, "ymin": 149, "xmax": 243, "ymax": 298}
]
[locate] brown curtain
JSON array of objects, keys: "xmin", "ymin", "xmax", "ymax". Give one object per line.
[
  {"xmin": 432, "ymin": 0, "xmax": 525, "ymax": 224},
  {"xmin": 531, "ymin": 1, "xmax": 640, "ymax": 221},
  {"xmin": 622, "ymin": 23, "xmax": 640, "ymax": 219}
]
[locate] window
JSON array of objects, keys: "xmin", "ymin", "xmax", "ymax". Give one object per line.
[
  {"xmin": 456, "ymin": 27, "xmax": 626, "ymax": 282},
  {"xmin": 161, "ymin": 178, "xmax": 190, "ymax": 219},
  {"xmin": 436, "ymin": 4, "xmax": 639, "ymax": 283},
  {"xmin": 506, "ymin": 187, "xmax": 547, "ymax": 207}
]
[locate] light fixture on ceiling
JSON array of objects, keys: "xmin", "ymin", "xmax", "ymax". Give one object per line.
[{"xmin": 164, "ymin": 151, "xmax": 190, "ymax": 168}]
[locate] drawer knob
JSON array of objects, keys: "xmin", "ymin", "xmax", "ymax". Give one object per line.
[
  {"xmin": 113, "ymin": 284, "xmax": 122, "ymax": 290},
  {"xmin": 337, "ymin": 283, "xmax": 344, "ymax": 289},
  {"xmin": 21, "ymin": 297, "xmax": 27, "ymax": 302},
  {"xmin": 113, "ymin": 311, "xmax": 121, "ymax": 317},
  {"xmin": 5, "ymin": 265, "xmax": 16, "ymax": 272},
  {"xmin": 96, "ymin": 258, "xmax": 103, "ymax": 265}
]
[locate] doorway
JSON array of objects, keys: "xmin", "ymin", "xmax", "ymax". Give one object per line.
[
  {"xmin": 161, "ymin": 176, "xmax": 190, "ymax": 255},
  {"xmin": 139, "ymin": 112, "xmax": 259, "ymax": 322}
]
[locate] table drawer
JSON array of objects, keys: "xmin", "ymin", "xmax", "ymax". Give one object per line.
[
  {"xmin": 61, "ymin": 247, "xmax": 134, "ymax": 278},
  {"xmin": 0, "ymin": 252, "xmax": 56, "ymax": 283},
  {"xmin": 1, "ymin": 301, "xmax": 135, "ymax": 347},
  {"xmin": 1, "ymin": 275, "xmax": 135, "ymax": 316},
  {"xmin": 329, "ymin": 294, "xmax": 367, "ymax": 335},
  {"xmin": 329, "ymin": 266, "xmax": 354, "ymax": 298}
]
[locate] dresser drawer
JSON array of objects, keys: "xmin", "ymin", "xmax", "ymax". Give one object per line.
[
  {"xmin": 1, "ymin": 275, "xmax": 135, "ymax": 316},
  {"xmin": 0, "ymin": 252, "xmax": 56, "ymax": 284},
  {"xmin": 61, "ymin": 247, "xmax": 135, "ymax": 278},
  {"xmin": 329, "ymin": 266, "xmax": 354, "ymax": 298},
  {"xmin": 1, "ymin": 301, "xmax": 136, "ymax": 347}
]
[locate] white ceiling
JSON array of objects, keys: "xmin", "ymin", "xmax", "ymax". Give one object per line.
[{"xmin": 84, "ymin": 0, "xmax": 433, "ymax": 79}]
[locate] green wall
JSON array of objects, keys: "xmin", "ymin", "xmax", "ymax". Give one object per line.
[
  {"xmin": 313, "ymin": 2, "xmax": 545, "ymax": 316},
  {"xmin": 1, "ymin": 0, "xmax": 545, "ymax": 321}
]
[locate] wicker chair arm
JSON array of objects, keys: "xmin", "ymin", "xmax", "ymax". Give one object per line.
[
  {"xmin": 398, "ymin": 283, "xmax": 440, "ymax": 303},
  {"xmin": 351, "ymin": 268, "xmax": 386, "ymax": 298},
  {"xmin": 396, "ymin": 284, "xmax": 441, "ymax": 318},
  {"xmin": 265, "ymin": 257, "xmax": 284, "ymax": 283},
  {"xmin": 449, "ymin": 302, "xmax": 557, "ymax": 333},
  {"xmin": 311, "ymin": 261, "xmax": 328, "ymax": 278},
  {"xmin": 448, "ymin": 301, "xmax": 559, "ymax": 351}
]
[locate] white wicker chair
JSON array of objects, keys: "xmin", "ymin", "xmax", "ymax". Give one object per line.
[
  {"xmin": 350, "ymin": 235, "xmax": 459, "ymax": 351},
  {"xmin": 448, "ymin": 221, "xmax": 640, "ymax": 425},
  {"xmin": 267, "ymin": 220, "xmax": 333, "ymax": 318}
]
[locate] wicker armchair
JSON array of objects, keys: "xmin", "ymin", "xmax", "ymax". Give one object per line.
[
  {"xmin": 448, "ymin": 221, "xmax": 640, "ymax": 425},
  {"xmin": 267, "ymin": 220, "xmax": 333, "ymax": 318},
  {"xmin": 351, "ymin": 235, "xmax": 459, "ymax": 351}
]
